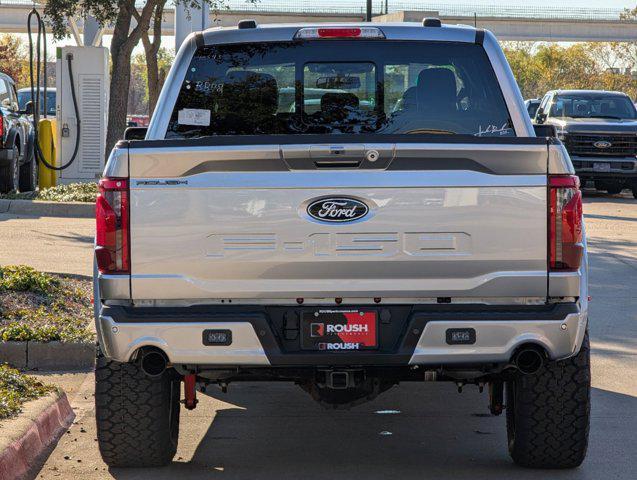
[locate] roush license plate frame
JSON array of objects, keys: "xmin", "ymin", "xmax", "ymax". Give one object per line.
[{"xmin": 300, "ymin": 309, "xmax": 378, "ymax": 351}]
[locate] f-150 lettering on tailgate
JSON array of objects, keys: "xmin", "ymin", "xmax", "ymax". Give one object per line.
[{"xmin": 205, "ymin": 232, "xmax": 471, "ymax": 258}]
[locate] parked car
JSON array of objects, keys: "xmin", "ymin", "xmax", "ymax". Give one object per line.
[
  {"xmin": 524, "ymin": 98, "xmax": 540, "ymax": 118},
  {"xmin": 94, "ymin": 21, "xmax": 590, "ymax": 470},
  {"xmin": 535, "ymin": 89, "xmax": 637, "ymax": 197},
  {"xmin": 126, "ymin": 114, "xmax": 150, "ymax": 127},
  {"xmin": 17, "ymin": 87, "xmax": 56, "ymax": 117},
  {"xmin": 0, "ymin": 73, "xmax": 37, "ymax": 192}
]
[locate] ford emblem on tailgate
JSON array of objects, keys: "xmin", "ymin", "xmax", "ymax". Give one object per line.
[{"xmin": 307, "ymin": 197, "xmax": 369, "ymax": 223}]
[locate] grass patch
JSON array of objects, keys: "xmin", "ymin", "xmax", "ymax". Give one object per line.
[
  {"xmin": 0, "ymin": 364, "xmax": 54, "ymax": 420},
  {"xmin": 0, "ymin": 265, "xmax": 93, "ymax": 343},
  {"xmin": 0, "ymin": 182, "xmax": 97, "ymax": 203}
]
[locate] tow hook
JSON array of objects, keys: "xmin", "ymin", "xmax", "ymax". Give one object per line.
[{"xmin": 183, "ymin": 374, "xmax": 198, "ymax": 410}]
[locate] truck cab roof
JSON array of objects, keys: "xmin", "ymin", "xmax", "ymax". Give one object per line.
[
  {"xmin": 200, "ymin": 21, "xmax": 484, "ymax": 46},
  {"xmin": 547, "ymin": 89, "xmax": 631, "ymax": 97}
]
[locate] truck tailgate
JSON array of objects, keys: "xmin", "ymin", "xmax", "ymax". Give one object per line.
[{"xmin": 127, "ymin": 140, "xmax": 548, "ymax": 301}]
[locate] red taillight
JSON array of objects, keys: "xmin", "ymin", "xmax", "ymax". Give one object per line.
[
  {"xmin": 294, "ymin": 27, "xmax": 385, "ymax": 40},
  {"xmin": 0, "ymin": 114, "xmax": 4, "ymax": 145},
  {"xmin": 96, "ymin": 177, "xmax": 129, "ymax": 274},
  {"xmin": 318, "ymin": 28, "xmax": 361, "ymax": 38},
  {"xmin": 549, "ymin": 175, "xmax": 583, "ymax": 271}
]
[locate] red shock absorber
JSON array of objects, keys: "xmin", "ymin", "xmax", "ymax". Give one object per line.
[{"xmin": 183, "ymin": 374, "xmax": 198, "ymax": 410}]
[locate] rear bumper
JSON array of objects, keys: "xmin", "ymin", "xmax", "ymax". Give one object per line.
[
  {"xmin": 97, "ymin": 303, "xmax": 587, "ymax": 367},
  {"xmin": 571, "ymin": 156, "xmax": 637, "ymax": 180}
]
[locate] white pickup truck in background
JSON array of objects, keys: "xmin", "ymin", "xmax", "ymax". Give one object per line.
[{"xmin": 94, "ymin": 20, "xmax": 589, "ymax": 470}]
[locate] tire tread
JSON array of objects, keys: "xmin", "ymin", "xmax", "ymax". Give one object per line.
[
  {"xmin": 95, "ymin": 352, "xmax": 180, "ymax": 467},
  {"xmin": 507, "ymin": 333, "xmax": 590, "ymax": 469}
]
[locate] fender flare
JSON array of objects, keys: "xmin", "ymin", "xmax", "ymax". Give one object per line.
[
  {"xmin": 24, "ymin": 128, "xmax": 36, "ymax": 164},
  {"xmin": 4, "ymin": 127, "xmax": 23, "ymax": 164}
]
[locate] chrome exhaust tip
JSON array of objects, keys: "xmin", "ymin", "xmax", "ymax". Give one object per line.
[
  {"xmin": 513, "ymin": 346, "xmax": 545, "ymax": 375},
  {"xmin": 139, "ymin": 349, "xmax": 168, "ymax": 377}
]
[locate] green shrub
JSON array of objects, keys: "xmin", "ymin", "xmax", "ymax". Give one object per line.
[
  {"xmin": 0, "ymin": 364, "xmax": 54, "ymax": 419},
  {"xmin": 0, "ymin": 182, "xmax": 98, "ymax": 203},
  {"xmin": 0, "ymin": 266, "xmax": 94, "ymax": 344},
  {"xmin": 0, "ymin": 321, "xmax": 93, "ymax": 343},
  {"xmin": 37, "ymin": 182, "xmax": 98, "ymax": 203},
  {"xmin": 0, "ymin": 265, "xmax": 59, "ymax": 294}
]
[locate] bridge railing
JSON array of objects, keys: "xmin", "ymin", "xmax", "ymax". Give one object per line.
[{"xmin": 1, "ymin": 0, "xmax": 635, "ymax": 22}]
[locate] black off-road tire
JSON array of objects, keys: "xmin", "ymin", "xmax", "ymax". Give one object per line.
[
  {"xmin": 0, "ymin": 144, "xmax": 20, "ymax": 193},
  {"xmin": 95, "ymin": 351, "xmax": 181, "ymax": 467},
  {"xmin": 19, "ymin": 145, "xmax": 38, "ymax": 192},
  {"xmin": 605, "ymin": 184, "xmax": 623, "ymax": 195},
  {"xmin": 506, "ymin": 333, "xmax": 590, "ymax": 469}
]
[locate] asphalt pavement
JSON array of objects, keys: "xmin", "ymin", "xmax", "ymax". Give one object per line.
[
  {"xmin": 11, "ymin": 191, "xmax": 637, "ymax": 479},
  {"xmin": 0, "ymin": 213, "xmax": 93, "ymax": 277}
]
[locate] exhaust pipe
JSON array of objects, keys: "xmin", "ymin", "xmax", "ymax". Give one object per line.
[
  {"xmin": 513, "ymin": 346, "xmax": 545, "ymax": 375},
  {"xmin": 139, "ymin": 349, "xmax": 168, "ymax": 377}
]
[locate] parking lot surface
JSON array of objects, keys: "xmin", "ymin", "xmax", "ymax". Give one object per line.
[
  {"xmin": 0, "ymin": 213, "xmax": 93, "ymax": 277},
  {"xmin": 23, "ymin": 192, "xmax": 637, "ymax": 479}
]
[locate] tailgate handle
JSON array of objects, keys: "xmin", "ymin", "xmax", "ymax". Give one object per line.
[{"xmin": 314, "ymin": 160, "xmax": 361, "ymax": 168}]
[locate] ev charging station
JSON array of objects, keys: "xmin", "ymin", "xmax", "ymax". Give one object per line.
[
  {"xmin": 55, "ymin": 46, "xmax": 109, "ymax": 183},
  {"xmin": 29, "ymin": 2, "xmax": 209, "ymax": 187},
  {"xmin": 27, "ymin": 9, "xmax": 110, "ymax": 187}
]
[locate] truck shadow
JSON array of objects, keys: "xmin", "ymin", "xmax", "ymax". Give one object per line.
[
  {"xmin": 109, "ymin": 383, "xmax": 636, "ymax": 480},
  {"xmin": 582, "ymin": 190, "xmax": 634, "ymax": 203}
]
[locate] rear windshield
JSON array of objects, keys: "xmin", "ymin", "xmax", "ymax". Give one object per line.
[{"xmin": 166, "ymin": 40, "xmax": 514, "ymax": 139}]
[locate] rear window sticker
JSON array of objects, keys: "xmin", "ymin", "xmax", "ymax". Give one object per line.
[{"xmin": 178, "ymin": 108, "xmax": 211, "ymax": 126}]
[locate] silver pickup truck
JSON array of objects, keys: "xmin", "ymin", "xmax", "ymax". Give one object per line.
[{"xmin": 94, "ymin": 20, "xmax": 590, "ymax": 470}]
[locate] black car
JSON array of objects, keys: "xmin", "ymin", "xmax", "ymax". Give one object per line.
[
  {"xmin": 0, "ymin": 72, "xmax": 37, "ymax": 193},
  {"xmin": 535, "ymin": 89, "xmax": 637, "ymax": 198}
]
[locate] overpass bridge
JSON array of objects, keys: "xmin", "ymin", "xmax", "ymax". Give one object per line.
[{"xmin": 1, "ymin": 0, "xmax": 637, "ymax": 42}]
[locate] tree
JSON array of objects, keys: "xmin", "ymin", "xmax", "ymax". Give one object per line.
[
  {"xmin": 46, "ymin": 0, "xmax": 163, "ymax": 159},
  {"xmin": 134, "ymin": 1, "xmax": 164, "ymax": 116},
  {"xmin": 129, "ymin": 54, "xmax": 149, "ymax": 115},
  {"xmin": 134, "ymin": 48, "xmax": 174, "ymax": 116},
  {"xmin": 135, "ymin": 0, "xmax": 256, "ymax": 117},
  {"xmin": 0, "ymin": 35, "xmax": 30, "ymax": 87},
  {"xmin": 502, "ymin": 41, "xmax": 637, "ymax": 100}
]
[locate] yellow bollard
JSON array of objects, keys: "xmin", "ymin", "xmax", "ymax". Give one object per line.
[{"xmin": 37, "ymin": 118, "xmax": 57, "ymax": 188}]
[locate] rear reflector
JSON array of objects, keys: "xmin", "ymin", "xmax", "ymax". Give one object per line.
[
  {"xmin": 549, "ymin": 175, "xmax": 583, "ymax": 271},
  {"xmin": 96, "ymin": 177, "xmax": 129, "ymax": 274},
  {"xmin": 294, "ymin": 27, "xmax": 385, "ymax": 40}
]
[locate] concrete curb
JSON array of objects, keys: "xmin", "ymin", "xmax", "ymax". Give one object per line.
[
  {"xmin": 0, "ymin": 342, "xmax": 94, "ymax": 370},
  {"xmin": 0, "ymin": 341, "xmax": 27, "ymax": 369},
  {"xmin": 0, "ymin": 199, "xmax": 94, "ymax": 218},
  {"xmin": 0, "ymin": 390, "xmax": 75, "ymax": 480}
]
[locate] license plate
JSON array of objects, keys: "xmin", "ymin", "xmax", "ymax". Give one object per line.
[
  {"xmin": 301, "ymin": 310, "xmax": 378, "ymax": 351},
  {"xmin": 593, "ymin": 162, "xmax": 611, "ymax": 172}
]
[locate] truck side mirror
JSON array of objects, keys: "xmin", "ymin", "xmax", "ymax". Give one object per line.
[
  {"xmin": 23, "ymin": 101, "xmax": 34, "ymax": 115},
  {"xmin": 533, "ymin": 124, "xmax": 557, "ymax": 138},
  {"xmin": 124, "ymin": 126, "xmax": 148, "ymax": 141},
  {"xmin": 535, "ymin": 108, "xmax": 546, "ymax": 124}
]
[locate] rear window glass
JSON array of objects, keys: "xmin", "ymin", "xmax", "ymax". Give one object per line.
[{"xmin": 166, "ymin": 40, "xmax": 514, "ymax": 139}]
